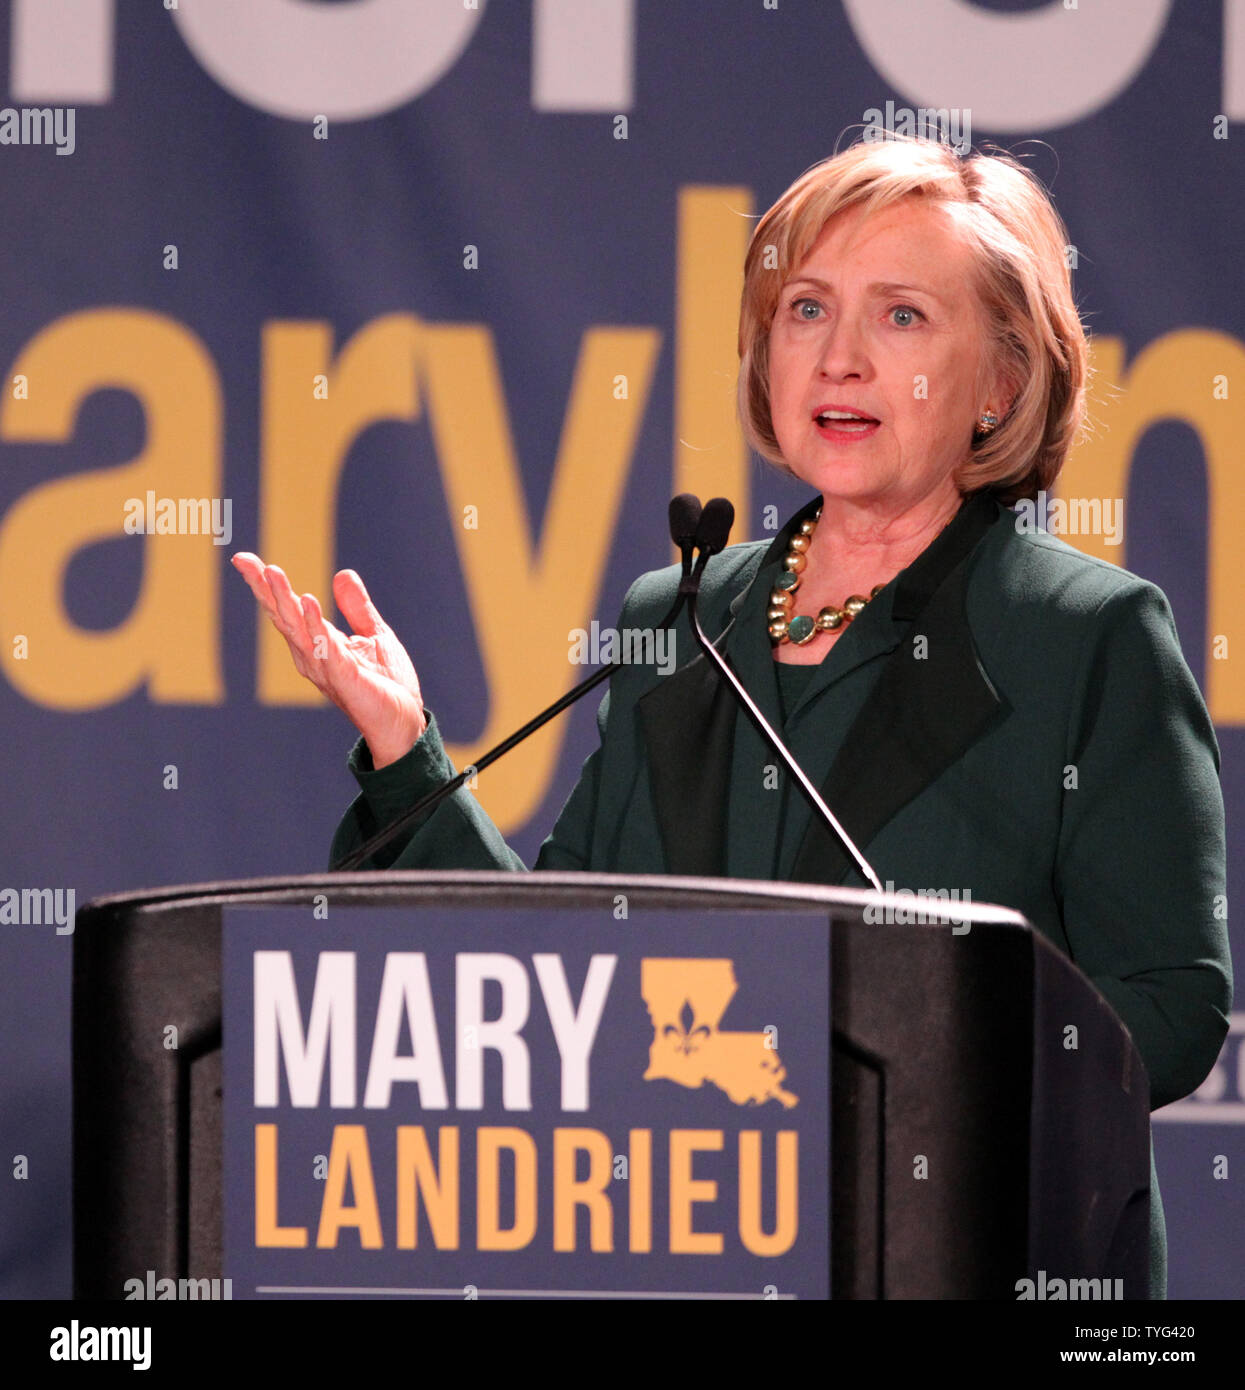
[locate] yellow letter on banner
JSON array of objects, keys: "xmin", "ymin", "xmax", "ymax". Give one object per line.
[
  {"xmin": 396, "ymin": 1125, "xmax": 460, "ymax": 1250},
  {"xmin": 254, "ymin": 1124, "xmax": 308, "ymax": 1248},
  {"xmin": 674, "ymin": 186, "xmax": 753, "ymax": 555},
  {"xmin": 0, "ymin": 309, "xmax": 223, "ymax": 708},
  {"xmin": 422, "ymin": 322, "xmax": 659, "ymax": 831},
  {"xmin": 476, "ymin": 1127, "xmax": 538, "ymax": 1251},
  {"xmin": 1055, "ymin": 331, "xmax": 1245, "ymax": 724},
  {"xmin": 552, "ymin": 1127, "xmax": 614, "ymax": 1252},
  {"xmin": 316, "ymin": 1124, "xmax": 383, "ymax": 1249},
  {"xmin": 261, "ymin": 315, "xmax": 657, "ymax": 833},
  {"xmin": 260, "ymin": 313, "xmax": 423, "ymax": 706}
]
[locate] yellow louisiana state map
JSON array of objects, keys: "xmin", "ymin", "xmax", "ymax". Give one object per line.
[{"xmin": 640, "ymin": 958, "xmax": 798, "ymax": 1109}]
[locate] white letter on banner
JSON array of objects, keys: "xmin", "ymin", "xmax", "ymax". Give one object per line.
[
  {"xmin": 11, "ymin": 0, "xmax": 114, "ymax": 101},
  {"xmin": 533, "ymin": 954, "xmax": 616, "ymax": 1111},
  {"xmin": 1229, "ymin": 0, "xmax": 1245, "ymax": 121},
  {"xmin": 532, "ymin": 0, "xmax": 634, "ymax": 111},
  {"xmin": 841, "ymin": 0, "xmax": 1170, "ymax": 132},
  {"xmin": 170, "ymin": 0, "xmax": 485, "ymax": 121},
  {"xmin": 363, "ymin": 953, "xmax": 449, "ymax": 1110},
  {"xmin": 253, "ymin": 950, "xmax": 356, "ymax": 1107},
  {"xmin": 456, "ymin": 954, "xmax": 531, "ymax": 1111}
]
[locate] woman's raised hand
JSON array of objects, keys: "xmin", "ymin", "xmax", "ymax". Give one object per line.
[{"xmin": 231, "ymin": 555, "xmax": 427, "ymax": 769}]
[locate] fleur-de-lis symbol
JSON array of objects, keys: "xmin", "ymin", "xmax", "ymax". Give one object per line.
[{"xmin": 664, "ymin": 999, "xmax": 711, "ymax": 1055}]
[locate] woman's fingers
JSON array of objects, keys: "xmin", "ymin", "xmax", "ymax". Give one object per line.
[
  {"xmin": 234, "ymin": 557, "xmax": 379, "ymax": 654},
  {"xmin": 333, "ymin": 568, "xmax": 386, "ymax": 638},
  {"xmin": 299, "ymin": 590, "xmax": 329, "ymax": 645},
  {"xmin": 299, "ymin": 592, "xmax": 352, "ymax": 690},
  {"xmin": 303, "ymin": 590, "xmax": 423, "ymax": 749},
  {"xmin": 231, "ymin": 553, "xmax": 281, "ymax": 623},
  {"xmin": 233, "ymin": 554, "xmax": 353, "ymax": 704},
  {"xmin": 264, "ymin": 564, "xmax": 315, "ymax": 652},
  {"xmin": 232, "ymin": 555, "xmax": 424, "ymax": 757}
]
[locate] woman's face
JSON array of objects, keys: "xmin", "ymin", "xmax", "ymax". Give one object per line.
[{"xmin": 767, "ymin": 196, "xmax": 1001, "ymax": 513}]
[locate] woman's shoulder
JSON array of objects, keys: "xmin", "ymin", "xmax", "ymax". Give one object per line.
[
  {"xmin": 618, "ymin": 538, "xmax": 772, "ymax": 622},
  {"xmin": 984, "ymin": 504, "xmax": 1169, "ymax": 611},
  {"xmin": 975, "ymin": 507, "xmax": 1184, "ymax": 655}
]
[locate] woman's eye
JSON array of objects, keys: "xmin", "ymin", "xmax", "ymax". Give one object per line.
[
  {"xmin": 890, "ymin": 304, "xmax": 924, "ymax": 327},
  {"xmin": 792, "ymin": 298, "xmax": 821, "ymax": 321}
]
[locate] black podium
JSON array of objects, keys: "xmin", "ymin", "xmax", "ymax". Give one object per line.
[{"xmin": 72, "ymin": 871, "xmax": 1151, "ymax": 1299}]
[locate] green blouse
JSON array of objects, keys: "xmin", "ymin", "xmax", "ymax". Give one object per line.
[{"xmin": 773, "ymin": 658, "xmax": 820, "ymax": 724}]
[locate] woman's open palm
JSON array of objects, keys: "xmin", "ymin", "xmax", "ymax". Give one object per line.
[{"xmin": 232, "ymin": 554, "xmax": 426, "ymax": 768}]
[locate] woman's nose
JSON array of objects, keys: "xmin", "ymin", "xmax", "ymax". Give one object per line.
[{"xmin": 817, "ymin": 318, "xmax": 870, "ymax": 379}]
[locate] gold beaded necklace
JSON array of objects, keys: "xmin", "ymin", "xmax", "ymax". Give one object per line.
[
  {"xmin": 767, "ymin": 509, "xmax": 883, "ymax": 646},
  {"xmin": 769, "ymin": 505, "xmax": 960, "ymax": 646}
]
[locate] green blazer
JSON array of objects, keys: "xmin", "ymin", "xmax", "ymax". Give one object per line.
[{"xmin": 329, "ymin": 488, "xmax": 1232, "ymax": 1298}]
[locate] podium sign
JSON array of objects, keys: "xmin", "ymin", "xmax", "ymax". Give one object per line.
[{"xmin": 222, "ymin": 904, "xmax": 831, "ymax": 1299}]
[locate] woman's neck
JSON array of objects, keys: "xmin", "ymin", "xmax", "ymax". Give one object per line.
[{"xmin": 800, "ymin": 489, "xmax": 962, "ymax": 597}]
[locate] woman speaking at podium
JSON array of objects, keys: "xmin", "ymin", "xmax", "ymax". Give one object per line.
[{"xmin": 233, "ymin": 134, "xmax": 1231, "ymax": 1298}]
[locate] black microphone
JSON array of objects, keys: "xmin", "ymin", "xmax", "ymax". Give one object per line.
[
  {"xmin": 668, "ymin": 492, "xmax": 702, "ymax": 558},
  {"xmin": 331, "ymin": 498, "xmax": 704, "ymax": 871},
  {"xmin": 696, "ymin": 495, "xmax": 734, "ymax": 552},
  {"xmin": 684, "ymin": 496, "xmax": 884, "ymax": 893}
]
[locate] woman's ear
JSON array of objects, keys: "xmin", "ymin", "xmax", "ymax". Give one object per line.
[{"xmin": 985, "ymin": 377, "xmax": 1017, "ymax": 426}]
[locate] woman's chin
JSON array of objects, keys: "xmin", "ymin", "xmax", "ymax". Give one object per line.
[{"xmin": 799, "ymin": 466, "xmax": 892, "ymax": 502}]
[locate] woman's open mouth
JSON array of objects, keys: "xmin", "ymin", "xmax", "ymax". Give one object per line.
[{"xmin": 814, "ymin": 409, "xmax": 880, "ymax": 440}]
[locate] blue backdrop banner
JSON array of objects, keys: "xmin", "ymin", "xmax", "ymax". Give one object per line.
[{"xmin": 0, "ymin": 0, "xmax": 1240, "ymax": 1298}]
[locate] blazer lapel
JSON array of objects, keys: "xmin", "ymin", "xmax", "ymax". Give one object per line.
[
  {"xmin": 788, "ymin": 489, "xmax": 1006, "ymax": 884},
  {"xmin": 636, "ymin": 654, "xmax": 738, "ymax": 876},
  {"xmin": 638, "ymin": 489, "xmax": 1007, "ymax": 882},
  {"xmin": 637, "ymin": 496, "xmax": 819, "ymax": 876}
]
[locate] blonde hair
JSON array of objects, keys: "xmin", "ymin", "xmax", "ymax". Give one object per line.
[{"xmin": 737, "ymin": 132, "xmax": 1090, "ymax": 504}]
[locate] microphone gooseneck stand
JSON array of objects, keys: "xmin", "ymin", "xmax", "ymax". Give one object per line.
[
  {"xmin": 331, "ymin": 495, "xmax": 706, "ymax": 871},
  {"xmin": 682, "ymin": 497, "xmax": 884, "ymax": 894},
  {"xmin": 333, "ymin": 492, "xmax": 883, "ymax": 894}
]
